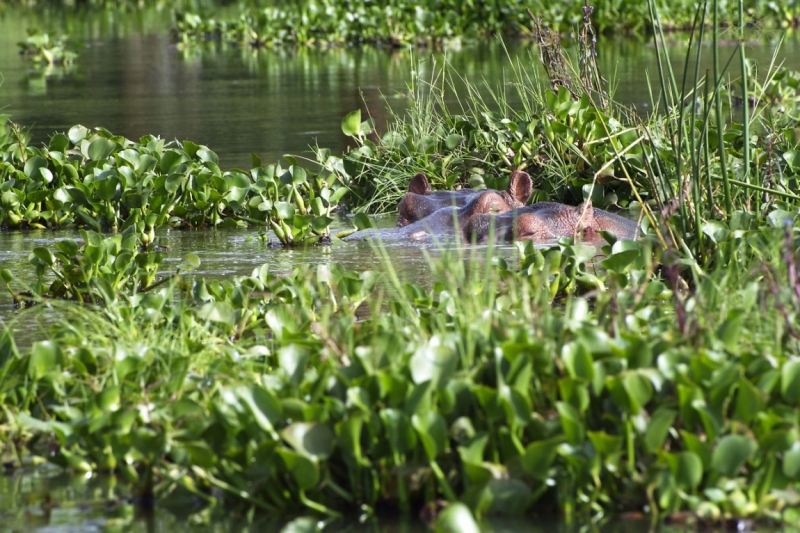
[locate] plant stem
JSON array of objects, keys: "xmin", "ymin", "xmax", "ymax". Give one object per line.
[{"xmin": 713, "ymin": 0, "xmax": 732, "ymax": 216}]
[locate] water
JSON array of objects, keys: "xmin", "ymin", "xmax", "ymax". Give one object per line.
[{"xmin": 0, "ymin": 4, "xmax": 798, "ymax": 530}]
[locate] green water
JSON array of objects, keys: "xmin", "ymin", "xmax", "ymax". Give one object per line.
[{"xmin": 1, "ymin": 4, "xmax": 799, "ymax": 531}]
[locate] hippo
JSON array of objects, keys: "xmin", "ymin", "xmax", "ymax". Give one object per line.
[
  {"xmin": 467, "ymin": 201, "xmax": 639, "ymax": 242},
  {"xmin": 346, "ymin": 189, "xmax": 518, "ymax": 242},
  {"xmin": 396, "ymin": 170, "xmax": 533, "ymax": 227}
]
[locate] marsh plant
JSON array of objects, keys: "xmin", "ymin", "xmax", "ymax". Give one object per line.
[
  {"xmin": 17, "ymin": 30, "xmax": 78, "ymax": 66},
  {"xmin": 0, "ymin": 122, "xmax": 346, "ymax": 246},
  {"xmin": 171, "ymin": 0, "xmax": 797, "ymax": 49},
  {"xmin": 2, "ymin": 223, "xmax": 800, "ymax": 527}
]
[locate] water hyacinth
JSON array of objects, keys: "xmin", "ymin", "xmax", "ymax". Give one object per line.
[
  {"xmin": 0, "ymin": 122, "xmax": 346, "ymax": 246},
  {"xmin": 2, "ymin": 224, "xmax": 800, "ymax": 526}
]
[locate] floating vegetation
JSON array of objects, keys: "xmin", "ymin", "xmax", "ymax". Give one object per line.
[
  {"xmin": 0, "ymin": 122, "xmax": 346, "ymax": 246},
  {"xmin": 17, "ymin": 30, "xmax": 78, "ymax": 66},
  {"xmin": 171, "ymin": 0, "xmax": 797, "ymax": 49}
]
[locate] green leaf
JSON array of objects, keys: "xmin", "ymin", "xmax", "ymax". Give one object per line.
[
  {"xmin": 32, "ymin": 246, "xmax": 54, "ymax": 266},
  {"xmin": 353, "ymin": 213, "xmax": 373, "ymax": 230},
  {"xmin": 409, "ymin": 339, "xmax": 456, "ymax": 390},
  {"xmin": 644, "ymin": 408, "xmax": 677, "ymax": 453},
  {"xmin": 733, "ymin": 378, "xmax": 764, "ymax": 423},
  {"xmin": 445, "ymin": 134, "xmax": 465, "ymax": 150},
  {"xmin": 562, "ymin": 341, "xmax": 594, "ymax": 381},
  {"xmin": 279, "ymin": 345, "xmax": 310, "ymax": 387},
  {"xmin": 716, "ymin": 309, "xmax": 746, "ymax": 352},
  {"xmin": 236, "ymin": 385, "xmax": 282, "ymax": 440},
  {"xmin": 29, "ymin": 341, "xmax": 63, "ymax": 380},
  {"xmin": 311, "ymin": 216, "xmax": 333, "ymax": 233},
  {"xmin": 521, "ymin": 437, "xmax": 562, "ymax": 480},
  {"xmin": 781, "ymin": 359, "xmax": 800, "ymax": 403},
  {"xmin": 274, "ymin": 202, "xmax": 296, "ymax": 221},
  {"xmin": 68, "ymin": 125, "xmax": 89, "ymax": 144},
  {"xmin": 711, "ymin": 435, "xmax": 756, "ymax": 477},
  {"xmin": 588, "ymin": 431, "xmax": 622, "ymax": 457},
  {"xmin": 290, "ymin": 166, "xmax": 307, "ymax": 184},
  {"xmin": 665, "ymin": 451, "xmax": 703, "ymax": 491},
  {"xmin": 97, "ymin": 386, "xmax": 120, "ymax": 412},
  {"xmin": 783, "ymin": 441, "xmax": 800, "ymax": 480},
  {"xmin": 281, "ymin": 422, "xmax": 336, "ymax": 460},
  {"xmin": 196, "ymin": 302, "xmax": 235, "ymax": 325},
  {"xmin": 599, "ymin": 248, "xmax": 640, "ymax": 272},
  {"xmin": 277, "ymin": 448, "xmax": 319, "ymax": 490},
  {"xmin": 412, "ymin": 411, "xmax": 448, "ymax": 461},
  {"xmin": 280, "ymin": 517, "xmax": 320, "ymax": 533},
  {"xmin": 434, "ymin": 502, "xmax": 480, "ymax": 533},
  {"xmin": 87, "ymin": 138, "xmax": 117, "ymax": 161},
  {"xmin": 24, "ymin": 156, "xmax": 49, "ymax": 180},
  {"xmin": 341, "ymin": 109, "xmax": 362, "ymax": 137},
  {"xmin": 380, "ymin": 408, "xmax": 416, "ymax": 455},
  {"xmin": 556, "ymin": 402, "xmax": 585, "ymax": 445}
]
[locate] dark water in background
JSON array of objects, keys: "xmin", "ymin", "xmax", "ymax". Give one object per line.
[
  {"xmin": 0, "ymin": 6, "xmax": 798, "ymax": 531},
  {"xmin": 1, "ymin": 7, "xmax": 798, "ymax": 169}
]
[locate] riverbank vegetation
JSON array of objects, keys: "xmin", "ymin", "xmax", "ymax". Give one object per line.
[
  {"xmin": 3, "ymin": 0, "xmax": 800, "ymax": 529},
  {"xmin": 172, "ymin": 0, "xmax": 798, "ymax": 49}
]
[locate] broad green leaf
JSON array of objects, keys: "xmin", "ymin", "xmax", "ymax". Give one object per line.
[
  {"xmin": 353, "ymin": 213, "xmax": 373, "ymax": 230},
  {"xmin": 556, "ymin": 401, "xmax": 585, "ymax": 445},
  {"xmin": 599, "ymin": 248, "xmax": 640, "ymax": 272},
  {"xmin": 281, "ymin": 422, "xmax": 336, "ymax": 460},
  {"xmin": 341, "ymin": 109, "xmax": 361, "ymax": 137},
  {"xmin": 434, "ymin": 502, "xmax": 480, "ymax": 533},
  {"xmin": 87, "ymin": 138, "xmax": 117, "ymax": 161},
  {"xmin": 274, "ymin": 202, "xmax": 296, "ymax": 221},
  {"xmin": 588, "ymin": 431, "xmax": 622, "ymax": 457},
  {"xmin": 644, "ymin": 408, "xmax": 677, "ymax": 453},
  {"xmin": 783, "ymin": 441, "xmax": 800, "ymax": 480},
  {"xmin": 561, "ymin": 341, "xmax": 593, "ymax": 381},
  {"xmin": 29, "ymin": 340, "xmax": 63, "ymax": 379},
  {"xmin": 97, "ymin": 386, "xmax": 120, "ymax": 412},
  {"xmin": 235, "ymin": 385, "xmax": 282, "ymax": 440},
  {"xmin": 311, "ymin": 216, "xmax": 333, "ymax": 233},
  {"xmin": 445, "ymin": 134, "xmax": 465, "ymax": 150},
  {"xmin": 412, "ymin": 411, "xmax": 448, "ymax": 461},
  {"xmin": 665, "ymin": 451, "xmax": 703, "ymax": 491},
  {"xmin": 280, "ymin": 517, "xmax": 320, "ymax": 533},
  {"xmin": 733, "ymin": 378, "xmax": 764, "ymax": 423},
  {"xmin": 409, "ymin": 340, "xmax": 456, "ymax": 390},
  {"xmin": 380, "ymin": 408, "xmax": 416, "ymax": 455},
  {"xmin": 277, "ymin": 448, "xmax": 319, "ymax": 490},
  {"xmin": 196, "ymin": 302, "xmax": 235, "ymax": 325},
  {"xmin": 711, "ymin": 435, "xmax": 756, "ymax": 477},
  {"xmin": 521, "ymin": 437, "xmax": 562, "ymax": 480},
  {"xmin": 781, "ymin": 359, "xmax": 800, "ymax": 403}
]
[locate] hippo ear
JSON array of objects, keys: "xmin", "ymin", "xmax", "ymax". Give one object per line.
[
  {"xmin": 508, "ymin": 170, "xmax": 533, "ymax": 205},
  {"xmin": 575, "ymin": 201, "xmax": 595, "ymax": 228},
  {"xmin": 408, "ymin": 173, "xmax": 432, "ymax": 195}
]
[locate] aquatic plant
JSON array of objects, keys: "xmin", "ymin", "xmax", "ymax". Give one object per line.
[
  {"xmin": 171, "ymin": 0, "xmax": 798, "ymax": 49},
  {"xmin": 17, "ymin": 30, "xmax": 78, "ymax": 66},
  {"xmin": 2, "ymin": 221, "xmax": 800, "ymax": 526},
  {"xmin": 0, "ymin": 122, "xmax": 346, "ymax": 246}
]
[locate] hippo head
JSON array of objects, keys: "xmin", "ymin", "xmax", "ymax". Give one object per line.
[
  {"xmin": 396, "ymin": 170, "xmax": 534, "ymax": 228},
  {"xmin": 515, "ymin": 202, "xmax": 596, "ymax": 241}
]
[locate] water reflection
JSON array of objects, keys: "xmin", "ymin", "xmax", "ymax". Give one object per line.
[{"xmin": 2, "ymin": 6, "xmax": 800, "ymax": 171}]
